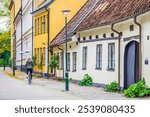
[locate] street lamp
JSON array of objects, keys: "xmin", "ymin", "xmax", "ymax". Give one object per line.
[{"xmin": 62, "ymin": 9, "xmax": 70, "ymax": 91}]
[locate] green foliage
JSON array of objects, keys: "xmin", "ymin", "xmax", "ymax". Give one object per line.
[
  {"xmin": 105, "ymin": 81, "xmax": 120, "ymax": 92},
  {"xmin": 49, "ymin": 55, "xmax": 59, "ymax": 69},
  {"xmin": 32, "ymin": 56, "xmax": 36, "ymax": 66},
  {"xmin": 0, "ymin": 0, "xmax": 10, "ymax": 30},
  {"xmin": 0, "ymin": 31, "xmax": 10, "ymax": 54},
  {"xmin": 124, "ymin": 79, "xmax": 150, "ymax": 98},
  {"xmin": 79, "ymin": 74, "xmax": 93, "ymax": 86},
  {"xmin": 0, "ymin": 0, "xmax": 10, "ymax": 16}
]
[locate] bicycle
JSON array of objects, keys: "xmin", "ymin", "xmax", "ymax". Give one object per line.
[{"xmin": 27, "ymin": 70, "xmax": 32, "ymax": 85}]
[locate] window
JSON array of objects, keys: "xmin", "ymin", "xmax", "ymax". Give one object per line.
[
  {"xmin": 46, "ymin": 14, "xmax": 48, "ymax": 33},
  {"xmin": 40, "ymin": 17, "xmax": 42, "ymax": 34},
  {"xmin": 78, "ymin": 37, "xmax": 80, "ymax": 41},
  {"xmin": 38, "ymin": 18, "xmax": 40, "ymax": 35},
  {"xmin": 130, "ymin": 25, "xmax": 134, "ymax": 31},
  {"xmin": 108, "ymin": 43, "xmax": 115, "ymax": 70},
  {"xmin": 72, "ymin": 52, "xmax": 77, "ymax": 71},
  {"xmin": 67, "ymin": 53, "xmax": 70, "ymax": 71},
  {"xmin": 89, "ymin": 36, "xmax": 92, "ymax": 40},
  {"xmin": 103, "ymin": 34, "xmax": 106, "ymax": 38},
  {"xmin": 43, "ymin": 15, "xmax": 46, "ymax": 33},
  {"xmin": 43, "ymin": 48, "xmax": 45, "ymax": 65},
  {"xmin": 35, "ymin": 48, "xmax": 37, "ymax": 63},
  {"xmin": 35, "ymin": 19, "xmax": 37, "ymax": 35},
  {"xmin": 60, "ymin": 52, "xmax": 63, "ymax": 69},
  {"xmin": 57, "ymin": 52, "xmax": 59, "ymax": 69},
  {"xmin": 40, "ymin": 48, "xmax": 42, "ymax": 65},
  {"xmin": 96, "ymin": 35, "xmax": 99, "ymax": 39},
  {"xmin": 83, "ymin": 37, "xmax": 86, "ymax": 41},
  {"xmin": 37, "ymin": 48, "xmax": 39, "ymax": 64},
  {"xmin": 96, "ymin": 45, "xmax": 102, "ymax": 69},
  {"xmin": 111, "ymin": 33, "xmax": 114, "ymax": 37},
  {"xmin": 82, "ymin": 47, "xmax": 87, "ymax": 70}
]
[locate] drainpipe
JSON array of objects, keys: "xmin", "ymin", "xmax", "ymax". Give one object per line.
[
  {"xmin": 134, "ymin": 16, "xmax": 142, "ymax": 80},
  {"xmin": 45, "ymin": 7, "xmax": 50, "ymax": 78},
  {"xmin": 21, "ymin": 5, "xmax": 23, "ymax": 71},
  {"xmin": 111, "ymin": 23, "xmax": 121, "ymax": 88},
  {"xmin": 58, "ymin": 47, "xmax": 64, "ymax": 79},
  {"xmin": 32, "ymin": 0, "xmax": 34, "ymax": 58}
]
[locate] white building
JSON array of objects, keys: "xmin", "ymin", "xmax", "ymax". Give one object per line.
[
  {"xmin": 51, "ymin": 0, "xmax": 150, "ymax": 89},
  {"xmin": 14, "ymin": 0, "xmax": 33, "ymax": 70}
]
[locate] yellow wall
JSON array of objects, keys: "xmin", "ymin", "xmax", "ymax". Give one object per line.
[
  {"xmin": 10, "ymin": 2, "xmax": 15, "ymax": 59},
  {"xmin": 14, "ymin": 0, "xmax": 21, "ymax": 17},
  {"xmin": 34, "ymin": 0, "xmax": 46, "ymax": 10},
  {"xmin": 34, "ymin": 0, "xmax": 87, "ymax": 73},
  {"xmin": 10, "ymin": 0, "xmax": 21, "ymax": 60},
  {"xmin": 49, "ymin": 0, "xmax": 87, "ymax": 41}
]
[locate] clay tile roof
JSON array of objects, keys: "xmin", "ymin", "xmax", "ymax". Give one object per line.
[
  {"xmin": 51, "ymin": 0, "xmax": 150, "ymax": 46},
  {"xmin": 51, "ymin": 0, "xmax": 97, "ymax": 46},
  {"xmin": 76, "ymin": 0, "xmax": 150, "ymax": 32}
]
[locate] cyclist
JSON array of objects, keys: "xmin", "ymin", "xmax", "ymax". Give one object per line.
[{"xmin": 25, "ymin": 58, "xmax": 33, "ymax": 84}]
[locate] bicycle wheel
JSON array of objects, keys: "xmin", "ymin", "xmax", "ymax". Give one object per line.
[{"xmin": 28, "ymin": 71, "xmax": 31, "ymax": 85}]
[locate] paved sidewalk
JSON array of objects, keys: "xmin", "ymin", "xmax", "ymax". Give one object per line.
[{"xmin": 0, "ymin": 67, "xmax": 149, "ymax": 100}]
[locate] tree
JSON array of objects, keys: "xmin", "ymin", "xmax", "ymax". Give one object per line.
[
  {"xmin": 0, "ymin": 31, "xmax": 10, "ymax": 66},
  {"xmin": 0, "ymin": 0, "xmax": 10, "ymax": 30},
  {"xmin": 49, "ymin": 55, "xmax": 59, "ymax": 77},
  {"xmin": 0, "ymin": 0, "xmax": 10, "ymax": 16},
  {"xmin": 0, "ymin": 31, "xmax": 10, "ymax": 54}
]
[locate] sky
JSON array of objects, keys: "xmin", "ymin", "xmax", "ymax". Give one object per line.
[{"xmin": 0, "ymin": 17, "xmax": 8, "ymax": 31}]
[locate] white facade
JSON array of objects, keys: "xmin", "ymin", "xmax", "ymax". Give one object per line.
[
  {"xmin": 15, "ymin": 0, "xmax": 33, "ymax": 69},
  {"xmin": 54, "ymin": 11, "xmax": 150, "ymax": 88}
]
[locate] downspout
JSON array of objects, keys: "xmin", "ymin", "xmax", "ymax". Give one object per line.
[
  {"xmin": 45, "ymin": 7, "xmax": 50, "ymax": 78},
  {"xmin": 58, "ymin": 47, "xmax": 64, "ymax": 79},
  {"xmin": 134, "ymin": 16, "xmax": 142, "ymax": 80},
  {"xmin": 32, "ymin": 0, "xmax": 34, "ymax": 57},
  {"xmin": 21, "ymin": 4, "xmax": 23, "ymax": 71},
  {"xmin": 111, "ymin": 23, "xmax": 121, "ymax": 88}
]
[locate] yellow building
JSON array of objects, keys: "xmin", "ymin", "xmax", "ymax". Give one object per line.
[
  {"xmin": 33, "ymin": 0, "xmax": 87, "ymax": 76},
  {"xmin": 9, "ymin": 0, "xmax": 21, "ymax": 67}
]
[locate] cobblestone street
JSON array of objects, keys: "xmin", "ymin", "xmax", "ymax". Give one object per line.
[{"xmin": 0, "ymin": 67, "xmax": 149, "ymax": 100}]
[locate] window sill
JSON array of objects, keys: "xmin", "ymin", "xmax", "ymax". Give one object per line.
[
  {"xmin": 72, "ymin": 70, "xmax": 76, "ymax": 72},
  {"xmin": 82, "ymin": 68, "xmax": 87, "ymax": 70},
  {"xmin": 107, "ymin": 68, "xmax": 115, "ymax": 71},
  {"xmin": 95, "ymin": 68, "xmax": 102, "ymax": 70}
]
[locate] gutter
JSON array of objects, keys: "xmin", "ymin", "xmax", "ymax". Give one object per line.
[
  {"xmin": 111, "ymin": 24, "xmax": 121, "ymax": 88},
  {"xmin": 58, "ymin": 47, "xmax": 64, "ymax": 79},
  {"xmin": 45, "ymin": 7, "xmax": 50, "ymax": 78},
  {"xmin": 31, "ymin": 0, "xmax": 55, "ymax": 14},
  {"xmin": 134, "ymin": 16, "xmax": 142, "ymax": 80}
]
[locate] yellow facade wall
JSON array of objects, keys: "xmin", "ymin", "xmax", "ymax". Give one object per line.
[
  {"xmin": 34, "ymin": 0, "xmax": 87, "ymax": 73},
  {"xmin": 14, "ymin": 0, "xmax": 21, "ymax": 16},
  {"xmin": 34, "ymin": 0, "xmax": 46, "ymax": 10},
  {"xmin": 10, "ymin": 3, "xmax": 15, "ymax": 59},
  {"xmin": 49, "ymin": 0, "xmax": 87, "ymax": 41}
]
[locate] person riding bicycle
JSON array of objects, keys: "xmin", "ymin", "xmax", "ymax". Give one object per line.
[{"xmin": 25, "ymin": 58, "xmax": 33, "ymax": 82}]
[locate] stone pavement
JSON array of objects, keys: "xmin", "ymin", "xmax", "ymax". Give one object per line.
[{"xmin": 0, "ymin": 67, "xmax": 149, "ymax": 100}]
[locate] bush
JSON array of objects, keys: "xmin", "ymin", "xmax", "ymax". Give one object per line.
[
  {"xmin": 105, "ymin": 81, "xmax": 120, "ymax": 92},
  {"xmin": 79, "ymin": 74, "xmax": 93, "ymax": 86},
  {"xmin": 124, "ymin": 79, "xmax": 150, "ymax": 98}
]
